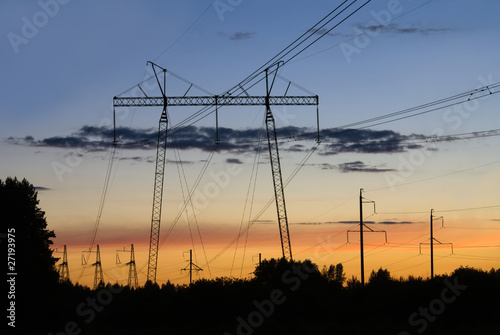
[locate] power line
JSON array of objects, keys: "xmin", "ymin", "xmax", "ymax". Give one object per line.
[
  {"xmin": 370, "ymin": 160, "xmax": 500, "ymax": 193},
  {"xmin": 435, "ymin": 205, "xmax": 500, "ymax": 213},
  {"xmin": 153, "ymin": 1, "xmax": 215, "ymax": 61},
  {"xmin": 165, "ymin": 1, "xmax": 372, "ymax": 135},
  {"xmin": 290, "ymin": 0, "xmax": 434, "ymax": 64}
]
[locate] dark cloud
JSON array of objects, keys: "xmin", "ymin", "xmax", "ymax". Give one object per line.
[
  {"xmin": 336, "ymin": 161, "xmax": 395, "ymax": 173},
  {"xmin": 34, "ymin": 186, "xmax": 51, "ymax": 191},
  {"xmin": 310, "ymin": 27, "xmax": 343, "ymax": 37},
  {"xmin": 293, "ymin": 221, "xmax": 348, "ymax": 225},
  {"xmin": 358, "ymin": 22, "xmax": 450, "ymax": 36},
  {"xmin": 219, "ymin": 31, "xmax": 256, "ymax": 40},
  {"xmin": 119, "ymin": 156, "xmax": 155, "ymax": 163},
  {"xmin": 6, "ymin": 125, "xmax": 428, "ymax": 157},
  {"xmin": 319, "ymin": 128, "xmax": 424, "ymax": 155},
  {"xmin": 226, "ymin": 158, "xmax": 243, "ymax": 164},
  {"xmin": 376, "ymin": 221, "xmax": 414, "ymax": 225}
]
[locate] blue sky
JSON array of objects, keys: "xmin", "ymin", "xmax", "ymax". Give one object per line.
[{"xmin": 1, "ymin": 0, "xmax": 499, "ymax": 285}]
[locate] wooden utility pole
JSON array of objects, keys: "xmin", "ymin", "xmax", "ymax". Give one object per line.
[{"xmin": 430, "ymin": 209, "xmax": 434, "ymax": 279}]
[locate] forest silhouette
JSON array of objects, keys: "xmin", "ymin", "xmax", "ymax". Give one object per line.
[{"xmin": 2, "ymin": 177, "xmax": 500, "ymax": 334}]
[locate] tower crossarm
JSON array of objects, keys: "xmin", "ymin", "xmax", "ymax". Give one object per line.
[{"xmin": 113, "ymin": 95, "xmax": 318, "ymax": 107}]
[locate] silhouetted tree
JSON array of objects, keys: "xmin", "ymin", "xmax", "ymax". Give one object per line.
[
  {"xmin": 346, "ymin": 275, "xmax": 361, "ymax": 289},
  {"xmin": 321, "ymin": 263, "xmax": 346, "ymax": 286},
  {"xmin": 368, "ymin": 267, "xmax": 393, "ymax": 287},
  {"xmin": 0, "ymin": 177, "xmax": 59, "ymax": 327},
  {"xmin": 253, "ymin": 257, "xmax": 291, "ymax": 287}
]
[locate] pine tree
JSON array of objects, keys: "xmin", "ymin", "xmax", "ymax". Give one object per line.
[{"xmin": 1, "ymin": 177, "xmax": 59, "ymax": 327}]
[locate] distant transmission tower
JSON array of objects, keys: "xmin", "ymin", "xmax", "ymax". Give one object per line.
[
  {"xmin": 92, "ymin": 245, "xmax": 104, "ymax": 289},
  {"xmin": 56, "ymin": 245, "xmax": 70, "ymax": 283},
  {"xmin": 116, "ymin": 244, "xmax": 139, "ymax": 289},
  {"xmin": 181, "ymin": 249, "xmax": 203, "ymax": 284}
]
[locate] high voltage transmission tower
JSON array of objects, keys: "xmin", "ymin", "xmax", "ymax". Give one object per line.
[
  {"xmin": 113, "ymin": 62, "xmax": 319, "ymax": 283},
  {"xmin": 116, "ymin": 244, "xmax": 139, "ymax": 289},
  {"xmin": 82, "ymin": 244, "xmax": 104, "ymax": 289},
  {"xmin": 55, "ymin": 245, "xmax": 70, "ymax": 283}
]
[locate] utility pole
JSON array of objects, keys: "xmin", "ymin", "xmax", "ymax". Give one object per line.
[
  {"xmin": 347, "ymin": 189, "xmax": 387, "ymax": 287},
  {"xmin": 181, "ymin": 249, "xmax": 203, "ymax": 284},
  {"xmin": 419, "ymin": 209, "xmax": 451, "ymax": 279},
  {"xmin": 360, "ymin": 189, "xmax": 365, "ymax": 286},
  {"xmin": 430, "ymin": 209, "xmax": 434, "ymax": 279}
]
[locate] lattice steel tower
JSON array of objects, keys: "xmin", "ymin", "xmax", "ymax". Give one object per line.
[
  {"xmin": 113, "ymin": 62, "xmax": 319, "ymax": 281},
  {"xmin": 57, "ymin": 244, "xmax": 70, "ymax": 283},
  {"xmin": 92, "ymin": 244, "xmax": 104, "ymax": 289}
]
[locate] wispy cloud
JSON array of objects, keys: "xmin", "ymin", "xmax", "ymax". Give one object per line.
[
  {"xmin": 253, "ymin": 219, "xmax": 274, "ymax": 224},
  {"xmin": 298, "ymin": 220, "xmax": 418, "ymax": 225},
  {"xmin": 226, "ymin": 158, "xmax": 243, "ymax": 164},
  {"xmin": 335, "ymin": 161, "xmax": 395, "ymax": 173},
  {"xmin": 119, "ymin": 156, "xmax": 156, "ymax": 163},
  {"xmin": 219, "ymin": 31, "xmax": 256, "ymax": 40},
  {"xmin": 376, "ymin": 221, "xmax": 414, "ymax": 225},
  {"xmin": 357, "ymin": 22, "xmax": 450, "ymax": 36},
  {"xmin": 34, "ymin": 186, "xmax": 52, "ymax": 191},
  {"xmin": 309, "ymin": 27, "xmax": 343, "ymax": 37}
]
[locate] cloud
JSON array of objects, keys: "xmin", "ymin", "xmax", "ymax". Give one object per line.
[
  {"xmin": 357, "ymin": 22, "xmax": 450, "ymax": 36},
  {"xmin": 226, "ymin": 158, "xmax": 243, "ymax": 164},
  {"xmin": 34, "ymin": 186, "xmax": 51, "ymax": 191},
  {"xmin": 319, "ymin": 128, "xmax": 425, "ymax": 155},
  {"xmin": 293, "ymin": 221, "xmax": 352, "ymax": 225},
  {"xmin": 219, "ymin": 31, "xmax": 256, "ymax": 40},
  {"xmin": 336, "ymin": 161, "xmax": 395, "ymax": 173},
  {"xmin": 375, "ymin": 221, "xmax": 414, "ymax": 225},
  {"xmin": 119, "ymin": 156, "xmax": 155, "ymax": 163},
  {"xmin": 5, "ymin": 125, "xmax": 428, "ymax": 157},
  {"xmin": 310, "ymin": 27, "xmax": 343, "ymax": 37},
  {"xmin": 253, "ymin": 219, "xmax": 274, "ymax": 224}
]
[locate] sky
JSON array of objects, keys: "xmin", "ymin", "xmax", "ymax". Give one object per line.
[{"xmin": 1, "ymin": 0, "xmax": 499, "ymax": 287}]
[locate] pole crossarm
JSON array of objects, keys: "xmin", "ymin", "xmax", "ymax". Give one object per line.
[
  {"xmin": 419, "ymin": 239, "xmax": 454, "ymax": 255},
  {"xmin": 113, "ymin": 95, "xmax": 318, "ymax": 107},
  {"xmin": 346, "ymin": 225, "xmax": 388, "ymax": 244}
]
